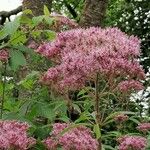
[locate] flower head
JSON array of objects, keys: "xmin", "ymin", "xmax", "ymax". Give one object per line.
[
  {"xmin": 43, "ymin": 123, "xmax": 98, "ymax": 150},
  {"xmin": 36, "ymin": 27, "xmax": 145, "ymax": 92},
  {"xmin": 117, "ymin": 80, "xmax": 144, "ymax": 93},
  {"xmin": 0, "ymin": 120, "xmax": 36, "ymax": 150},
  {"xmin": 117, "ymin": 136, "xmax": 147, "ymax": 150},
  {"xmin": 114, "ymin": 114, "xmax": 129, "ymax": 123},
  {"xmin": 137, "ymin": 123, "xmax": 150, "ymax": 133}
]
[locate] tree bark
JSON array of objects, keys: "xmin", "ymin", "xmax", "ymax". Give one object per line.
[
  {"xmin": 22, "ymin": 0, "xmax": 53, "ymax": 16},
  {"xmin": 79, "ymin": 0, "xmax": 108, "ymax": 27}
]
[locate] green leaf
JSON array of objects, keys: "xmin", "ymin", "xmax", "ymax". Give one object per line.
[
  {"xmin": 10, "ymin": 31, "xmax": 27, "ymax": 45},
  {"xmin": 75, "ymin": 114, "xmax": 91, "ymax": 123},
  {"xmin": 93, "ymin": 124, "xmax": 101, "ymax": 139},
  {"xmin": 0, "ymin": 16, "xmax": 20, "ymax": 41},
  {"xmin": 35, "ymin": 103, "xmax": 56, "ymax": 121},
  {"xmin": 72, "ymin": 103, "xmax": 81, "ymax": 113},
  {"xmin": 77, "ymin": 89, "xmax": 86, "ymax": 97},
  {"xmin": 19, "ymin": 79, "xmax": 34, "ymax": 90},
  {"xmin": 43, "ymin": 30, "xmax": 56, "ymax": 40},
  {"xmin": 31, "ymin": 30, "xmax": 42, "ymax": 39},
  {"xmin": 103, "ymin": 145, "xmax": 116, "ymax": 150},
  {"xmin": 44, "ymin": 16, "xmax": 53, "ymax": 25},
  {"xmin": 25, "ymin": 71, "xmax": 39, "ymax": 79},
  {"xmin": 0, "ymin": 29, "xmax": 8, "ymax": 40},
  {"xmin": 103, "ymin": 111, "xmax": 135, "ymax": 126},
  {"xmin": 0, "ymin": 82, "xmax": 3, "ymax": 96},
  {"xmin": 20, "ymin": 15, "xmax": 33, "ymax": 26},
  {"xmin": 19, "ymin": 100, "xmax": 33, "ymax": 115},
  {"xmin": 44, "ymin": 5, "xmax": 50, "ymax": 16},
  {"xmin": 34, "ymin": 127, "xmax": 50, "ymax": 139},
  {"xmin": 32, "ymin": 16, "xmax": 44, "ymax": 26},
  {"xmin": 129, "ymin": 117, "xmax": 140, "ymax": 124},
  {"xmin": 9, "ymin": 50, "xmax": 27, "ymax": 71},
  {"xmin": 57, "ymin": 116, "xmax": 70, "ymax": 123},
  {"xmin": 18, "ymin": 71, "xmax": 39, "ymax": 89},
  {"xmin": 102, "ymin": 131, "xmax": 121, "ymax": 139},
  {"xmin": 13, "ymin": 45, "xmax": 34, "ymax": 54},
  {"xmin": 22, "ymin": 9, "xmax": 33, "ymax": 15}
]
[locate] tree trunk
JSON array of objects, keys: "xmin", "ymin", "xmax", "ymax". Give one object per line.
[
  {"xmin": 79, "ymin": 0, "xmax": 108, "ymax": 27},
  {"xmin": 22, "ymin": 0, "xmax": 53, "ymax": 16}
]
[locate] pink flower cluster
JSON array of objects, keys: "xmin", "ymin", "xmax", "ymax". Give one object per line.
[
  {"xmin": 43, "ymin": 123, "xmax": 98, "ymax": 150},
  {"xmin": 114, "ymin": 114, "xmax": 129, "ymax": 123},
  {"xmin": 0, "ymin": 49, "xmax": 9, "ymax": 62},
  {"xmin": 36, "ymin": 27, "xmax": 145, "ymax": 91},
  {"xmin": 117, "ymin": 80, "xmax": 144, "ymax": 92},
  {"xmin": 137, "ymin": 123, "xmax": 150, "ymax": 133},
  {"xmin": 0, "ymin": 120, "xmax": 36, "ymax": 150},
  {"xmin": 117, "ymin": 136, "xmax": 147, "ymax": 150}
]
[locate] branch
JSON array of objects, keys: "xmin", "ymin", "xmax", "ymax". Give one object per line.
[{"xmin": 0, "ymin": 6, "xmax": 22, "ymax": 25}]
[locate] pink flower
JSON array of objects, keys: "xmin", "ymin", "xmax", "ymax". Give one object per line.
[
  {"xmin": 117, "ymin": 80, "xmax": 144, "ymax": 92},
  {"xmin": 137, "ymin": 123, "xmax": 150, "ymax": 133},
  {"xmin": 117, "ymin": 136, "xmax": 147, "ymax": 150},
  {"xmin": 43, "ymin": 138, "xmax": 58, "ymax": 150},
  {"xmin": 0, "ymin": 120, "xmax": 36, "ymax": 150},
  {"xmin": 43, "ymin": 123, "xmax": 98, "ymax": 150},
  {"xmin": 0, "ymin": 49, "xmax": 9, "ymax": 62},
  {"xmin": 36, "ymin": 27, "xmax": 145, "ymax": 92},
  {"xmin": 114, "ymin": 114, "xmax": 129, "ymax": 123}
]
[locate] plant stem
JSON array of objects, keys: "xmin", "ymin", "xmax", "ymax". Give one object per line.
[
  {"xmin": 95, "ymin": 73, "xmax": 102, "ymax": 150},
  {"xmin": 66, "ymin": 92, "xmax": 73, "ymax": 121},
  {"xmin": 0, "ymin": 62, "xmax": 7, "ymax": 119}
]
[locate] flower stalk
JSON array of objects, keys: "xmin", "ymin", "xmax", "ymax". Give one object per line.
[{"xmin": 95, "ymin": 73, "xmax": 102, "ymax": 150}]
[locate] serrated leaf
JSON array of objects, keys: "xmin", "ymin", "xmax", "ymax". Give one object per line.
[
  {"xmin": 19, "ymin": 79, "xmax": 34, "ymax": 90},
  {"xmin": 43, "ymin": 30, "xmax": 56, "ymax": 40},
  {"xmin": 31, "ymin": 30, "xmax": 42, "ymax": 38},
  {"xmin": 0, "ymin": 29, "xmax": 8, "ymax": 40},
  {"xmin": 20, "ymin": 15, "xmax": 33, "ymax": 26},
  {"xmin": 13, "ymin": 45, "xmax": 34, "ymax": 54},
  {"xmin": 44, "ymin": 5, "xmax": 50, "ymax": 16},
  {"xmin": 44, "ymin": 16, "xmax": 53, "ymax": 25},
  {"xmin": 17, "ymin": 71, "xmax": 39, "ymax": 89},
  {"xmin": 32, "ymin": 16, "xmax": 44, "ymax": 26},
  {"xmin": 10, "ymin": 31, "xmax": 27, "ymax": 45},
  {"xmin": 35, "ymin": 103, "xmax": 56, "ymax": 120},
  {"xmin": 9, "ymin": 50, "xmax": 27, "ymax": 71},
  {"xmin": 22, "ymin": 9, "xmax": 33, "ymax": 15},
  {"xmin": 25, "ymin": 71, "xmax": 39, "ymax": 79},
  {"xmin": 19, "ymin": 100, "xmax": 33, "ymax": 115},
  {"xmin": 0, "ymin": 17, "xmax": 20, "ymax": 39}
]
